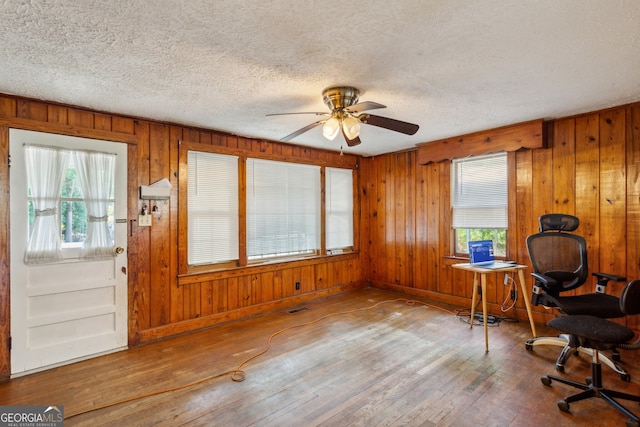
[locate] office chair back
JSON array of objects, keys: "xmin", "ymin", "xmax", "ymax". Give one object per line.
[
  {"xmin": 620, "ymin": 279, "xmax": 640, "ymax": 316},
  {"xmin": 526, "ymin": 214, "xmax": 589, "ymax": 295}
]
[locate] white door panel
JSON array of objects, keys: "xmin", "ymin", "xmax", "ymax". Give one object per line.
[{"xmin": 10, "ymin": 129, "xmax": 128, "ymax": 376}]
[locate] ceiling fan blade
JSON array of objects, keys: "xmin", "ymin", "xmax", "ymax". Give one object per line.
[
  {"xmin": 281, "ymin": 121, "xmax": 323, "ymax": 142},
  {"xmin": 346, "ymin": 101, "xmax": 386, "ymax": 114},
  {"xmin": 341, "ymin": 127, "xmax": 362, "ymax": 147},
  {"xmin": 361, "ymin": 114, "xmax": 419, "ymax": 135}
]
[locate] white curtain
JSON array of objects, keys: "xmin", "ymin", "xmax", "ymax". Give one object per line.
[
  {"xmin": 24, "ymin": 145, "xmax": 70, "ymax": 264},
  {"xmin": 74, "ymin": 150, "xmax": 116, "ymax": 260}
]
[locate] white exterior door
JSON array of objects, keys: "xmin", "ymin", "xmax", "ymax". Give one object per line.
[{"xmin": 9, "ymin": 129, "xmax": 128, "ymax": 376}]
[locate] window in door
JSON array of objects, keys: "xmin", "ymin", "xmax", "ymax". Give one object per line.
[{"xmin": 25, "ymin": 145, "xmax": 116, "ymax": 263}]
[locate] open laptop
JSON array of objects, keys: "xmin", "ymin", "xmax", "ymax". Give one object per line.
[{"xmin": 468, "ymin": 240, "xmax": 516, "ymax": 269}]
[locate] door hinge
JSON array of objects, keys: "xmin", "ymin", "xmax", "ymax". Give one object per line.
[
  {"xmin": 7, "ymin": 154, "xmax": 11, "ymax": 167},
  {"xmin": 7, "ymin": 336, "xmax": 11, "ymax": 351}
]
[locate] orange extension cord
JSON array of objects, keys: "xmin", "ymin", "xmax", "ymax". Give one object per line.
[{"xmin": 65, "ymin": 297, "xmax": 455, "ymax": 420}]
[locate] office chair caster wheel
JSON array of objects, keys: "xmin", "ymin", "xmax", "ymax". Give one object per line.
[
  {"xmin": 626, "ymin": 419, "xmax": 639, "ymax": 427},
  {"xmin": 541, "ymin": 376, "xmax": 552, "ymax": 386},
  {"xmin": 554, "ymin": 363, "xmax": 564, "ymax": 373},
  {"xmin": 621, "ymin": 373, "xmax": 631, "ymax": 382},
  {"xmin": 557, "ymin": 400, "xmax": 570, "ymax": 412}
]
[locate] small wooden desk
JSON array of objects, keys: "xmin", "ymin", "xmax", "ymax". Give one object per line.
[{"xmin": 452, "ymin": 263, "xmax": 537, "ymax": 352}]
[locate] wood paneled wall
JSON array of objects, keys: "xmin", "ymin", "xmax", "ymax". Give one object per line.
[
  {"xmin": 362, "ymin": 102, "xmax": 640, "ymax": 331},
  {"xmin": 0, "ymin": 95, "xmax": 365, "ymax": 379},
  {"xmin": 1, "ymin": 92, "xmax": 640, "ymax": 380}
]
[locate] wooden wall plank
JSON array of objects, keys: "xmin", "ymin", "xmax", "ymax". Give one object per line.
[
  {"xmin": 552, "ymin": 118, "xmax": 576, "ymax": 214},
  {"xmin": 200, "ymin": 280, "xmax": 213, "ymax": 317},
  {"xmin": 437, "ymin": 162, "xmax": 453, "ymax": 293},
  {"xmin": 414, "ymin": 158, "xmax": 428, "ymax": 290},
  {"xmin": 94, "ymin": 113, "xmax": 112, "ymax": 131},
  {"xmin": 17, "ymin": 99, "xmax": 47, "ymax": 121},
  {"xmin": 394, "ymin": 153, "xmax": 407, "ymax": 286},
  {"xmin": 599, "ymin": 108, "xmax": 627, "ymax": 289},
  {"xmin": 67, "ymin": 109, "xmax": 94, "ymax": 129},
  {"xmin": 169, "ymin": 127, "xmax": 183, "ymax": 323},
  {"xmin": 384, "ymin": 155, "xmax": 396, "ymax": 283},
  {"xmin": 0, "ymin": 98, "xmax": 16, "ymax": 117},
  {"xmin": 405, "ymin": 151, "xmax": 416, "ymax": 287},
  {"xmin": 426, "ymin": 163, "xmax": 441, "ymax": 293},
  {"xmin": 626, "ymin": 105, "xmax": 640, "ymax": 283},
  {"xmin": 372, "ymin": 155, "xmax": 385, "ymax": 281},
  {"xmin": 514, "ymin": 149, "xmax": 533, "ymax": 267},
  {"xmin": 575, "ymin": 113, "xmax": 601, "ymax": 278},
  {"xmin": 0, "ymin": 126, "xmax": 10, "ymax": 376},
  {"xmin": 133, "ymin": 121, "xmax": 151, "ymax": 331},
  {"xmin": 47, "ymin": 105, "xmax": 67, "ymax": 125},
  {"xmin": 149, "ymin": 123, "xmax": 172, "ymax": 327}
]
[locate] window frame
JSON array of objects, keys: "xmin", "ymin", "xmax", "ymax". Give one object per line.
[
  {"xmin": 178, "ymin": 141, "xmax": 358, "ymax": 275},
  {"xmin": 450, "ymin": 152, "xmax": 508, "ymax": 258},
  {"xmin": 246, "ymin": 158, "xmax": 322, "ymax": 262}
]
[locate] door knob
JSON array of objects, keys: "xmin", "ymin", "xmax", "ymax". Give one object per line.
[{"xmin": 115, "ymin": 246, "xmax": 125, "ymax": 255}]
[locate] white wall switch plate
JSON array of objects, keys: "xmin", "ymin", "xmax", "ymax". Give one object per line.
[{"xmin": 139, "ymin": 214, "xmax": 152, "ymax": 226}]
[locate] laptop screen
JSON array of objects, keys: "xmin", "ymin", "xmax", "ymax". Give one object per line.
[{"xmin": 468, "ymin": 240, "xmax": 495, "ymax": 265}]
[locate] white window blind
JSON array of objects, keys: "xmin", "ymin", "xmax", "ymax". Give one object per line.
[
  {"xmin": 326, "ymin": 167, "xmax": 354, "ymax": 250},
  {"xmin": 451, "ymin": 152, "xmax": 507, "ymax": 229},
  {"xmin": 247, "ymin": 159, "xmax": 320, "ymax": 260},
  {"xmin": 187, "ymin": 151, "xmax": 239, "ymax": 265}
]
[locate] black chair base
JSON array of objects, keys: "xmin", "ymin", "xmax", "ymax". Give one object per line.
[
  {"xmin": 542, "ymin": 360, "xmax": 640, "ymax": 427},
  {"xmin": 526, "ymin": 334, "xmax": 630, "ymax": 380}
]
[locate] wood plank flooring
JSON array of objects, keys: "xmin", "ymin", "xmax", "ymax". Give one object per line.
[{"xmin": 1, "ymin": 287, "xmax": 640, "ymax": 426}]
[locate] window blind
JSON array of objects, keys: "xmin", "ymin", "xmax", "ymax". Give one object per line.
[
  {"xmin": 187, "ymin": 151, "xmax": 239, "ymax": 265},
  {"xmin": 326, "ymin": 167, "xmax": 353, "ymax": 250},
  {"xmin": 247, "ymin": 159, "xmax": 320, "ymax": 259},
  {"xmin": 451, "ymin": 152, "xmax": 507, "ymax": 229}
]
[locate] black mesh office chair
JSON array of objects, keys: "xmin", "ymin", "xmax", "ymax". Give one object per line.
[
  {"xmin": 541, "ymin": 279, "xmax": 640, "ymax": 427},
  {"xmin": 525, "ymin": 214, "xmax": 628, "ymax": 377}
]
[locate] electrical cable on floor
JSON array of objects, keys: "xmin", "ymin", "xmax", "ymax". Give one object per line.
[{"xmin": 63, "ymin": 297, "xmax": 458, "ymax": 420}]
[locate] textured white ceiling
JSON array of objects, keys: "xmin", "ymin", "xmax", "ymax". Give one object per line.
[{"xmin": 2, "ymin": 0, "xmax": 640, "ymax": 156}]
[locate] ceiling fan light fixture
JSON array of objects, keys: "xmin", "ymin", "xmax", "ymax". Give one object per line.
[
  {"xmin": 342, "ymin": 116, "xmax": 361, "ymax": 140},
  {"xmin": 322, "ymin": 116, "xmax": 340, "ymax": 140}
]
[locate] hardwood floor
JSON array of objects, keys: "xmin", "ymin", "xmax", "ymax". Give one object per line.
[{"xmin": 2, "ymin": 287, "xmax": 640, "ymax": 426}]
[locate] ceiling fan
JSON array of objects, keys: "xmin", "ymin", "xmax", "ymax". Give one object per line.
[{"xmin": 267, "ymin": 86, "xmax": 419, "ymax": 147}]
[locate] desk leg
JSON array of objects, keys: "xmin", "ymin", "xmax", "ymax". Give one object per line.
[
  {"xmin": 517, "ymin": 269, "xmax": 537, "ymax": 337},
  {"xmin": 470, "ymin": 272, "xmax": 479, "ymax": 329},
  {"xmin": 481, "ymin": 273, "xmax": 488, "ymax": 352}
]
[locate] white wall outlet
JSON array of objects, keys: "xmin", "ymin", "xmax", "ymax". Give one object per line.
[{"xmin": 139, "ymin": 214, "xmax": 152, "ymax": 227}]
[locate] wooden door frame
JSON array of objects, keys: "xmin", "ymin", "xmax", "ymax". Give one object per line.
[{"xmin": 0, "ymin": 122, "xmax": 138, "ymax": 380}]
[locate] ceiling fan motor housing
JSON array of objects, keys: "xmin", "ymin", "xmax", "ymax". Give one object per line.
[{"xmin": 323, "ymin": 86, "xmax": 360, "ymax": 111}]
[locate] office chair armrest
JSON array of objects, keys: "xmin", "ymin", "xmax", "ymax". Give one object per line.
[
  {"xmin": 531, "ymin": 272, "xmax": 557, "ymax": 287},
  {"xmin": 530, "ymin": 273, "xmax": 558, "ymax": 306},
  {"xmin": 592, "ymin": 272, "xmax": 627, "ymax": 293}
]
